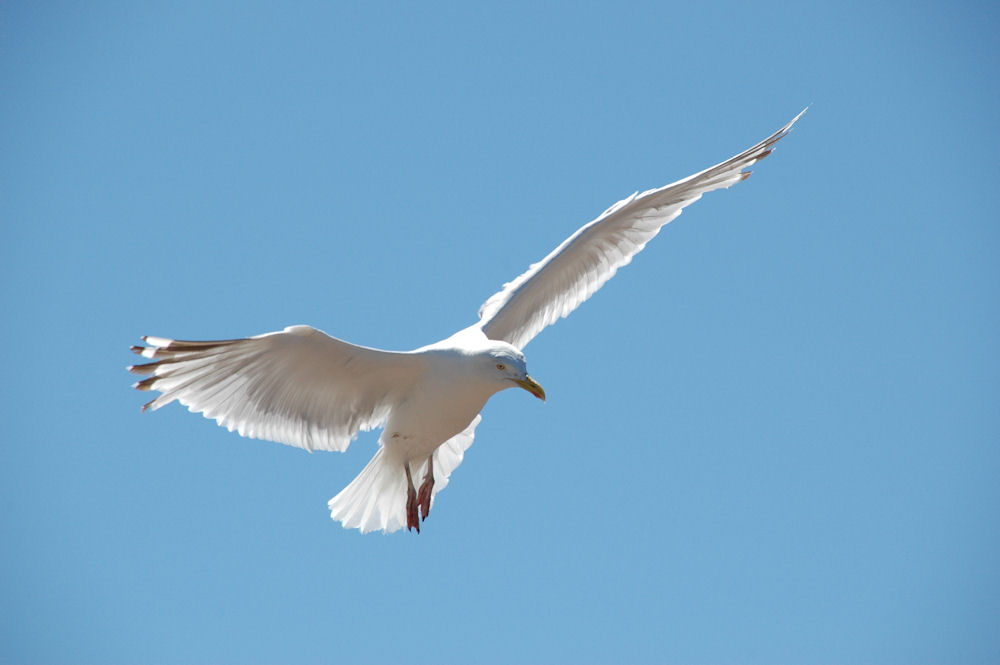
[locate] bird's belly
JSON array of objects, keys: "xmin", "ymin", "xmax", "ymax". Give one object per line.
[{"xmin": 382, "ymin": 390, "xmax": 488, "ymax": 463}]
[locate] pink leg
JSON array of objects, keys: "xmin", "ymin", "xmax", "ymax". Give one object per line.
[
  {"xmin": 404, "ymin": 463, "xmax": 420, "ymax": 533},
  {"xmin": 417, "ymin": 455, "xmax": 435, "ymax": 521}
]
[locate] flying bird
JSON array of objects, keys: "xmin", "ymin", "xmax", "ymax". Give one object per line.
[{"xmin": 130, "ymin": 110, "xmax": 804, "ymax": 533}]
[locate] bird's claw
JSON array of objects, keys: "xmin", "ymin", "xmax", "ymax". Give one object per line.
[
  {"xmin": 406, "ymin": 483, "xmax": 420, "ymax": 533},
  {"xmin": 405, "ymin": 458, "xmax": 434, "ymax": 533},
  {"xmin": 417, "ymin": 478, "xmax": 433, "ymax": 522}
]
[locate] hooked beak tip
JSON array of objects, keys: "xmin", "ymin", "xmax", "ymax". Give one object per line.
[{"xmin": 515, "ymin": 375, "xmax": 546, "ymax": 402}]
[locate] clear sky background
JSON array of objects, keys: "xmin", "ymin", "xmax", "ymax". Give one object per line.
[{"xmin": 2, "ymin": 2, "xmax": 998, "ymax": 664}]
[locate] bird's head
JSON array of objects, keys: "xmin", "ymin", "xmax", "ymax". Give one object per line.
[{"xmin": 485, "ymin": 343, "xmax": 545, "ymax": 402}]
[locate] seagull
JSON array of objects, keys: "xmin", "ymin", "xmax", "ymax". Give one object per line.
[{"xmin": 130, "ymin": 109, "xmax": 804, "ymax": 534}]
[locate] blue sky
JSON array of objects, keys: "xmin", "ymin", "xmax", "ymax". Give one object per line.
[{"xmin": 2, "ymin": 2, "xmax": 998, "ymax": 663}]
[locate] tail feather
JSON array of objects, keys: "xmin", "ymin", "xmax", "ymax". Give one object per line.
[
  {"xmin": 328, "ymin": 448, "xmax": 407, "ymax": 533},
  {"xmin": 327, "ymin": 415, "xmax": 481, "ymax": 534}
]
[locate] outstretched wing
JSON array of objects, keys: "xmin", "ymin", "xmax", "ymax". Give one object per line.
[
  {"xmin": 478, "ymin": 109, "xmax": 805, "ymax": 349},
  {"xmin": 129, "ymin": 325, "xmax": 425, "ymax": 453}
]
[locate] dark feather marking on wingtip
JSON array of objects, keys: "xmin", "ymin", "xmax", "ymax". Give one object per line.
[
  {"xmin": 128, "ymin": 362, "xmax": 157, "ymax": 376},
  {"xmin": 134, "ymin": 376, "xmax": 158, "ymax": 391},
  {"xmin": 740, "ymin": 171, "xmax": 752, "ymax": 181},
  {"xmin": 160, "ymin": 338, "xmax": 242, "ymax": 351},
  {"xmin": 141, "ymin": 398, "xmax": 155, "ymax": 412}
]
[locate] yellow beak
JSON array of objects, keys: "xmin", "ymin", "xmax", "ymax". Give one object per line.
[{"xmin": 514, "ymin": 375, "xmax": 546, "ymax": 402}]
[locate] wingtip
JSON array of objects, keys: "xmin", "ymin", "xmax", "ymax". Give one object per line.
[
  {"xmin": 133, "ymin": 376, "xmax": 158, "ymax": 391},
  {"xmin": 131, "ymin": 343, "xmax": 160, "ymax": 359},
  {"xmin": 142, "ymin": 335, "xmax": 174, "ymax": 348},
  {"xmin": 128, "ymin": 362, "xmax": 157, "ymax": 375},
  {"xmin": 784, "ymin": 107, "xmax": 808, "ymax": 132}
]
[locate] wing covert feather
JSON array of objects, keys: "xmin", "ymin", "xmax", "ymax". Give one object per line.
[{"xmin": 478, "ymin": 110, "xmax": 804, "ymax": 349}]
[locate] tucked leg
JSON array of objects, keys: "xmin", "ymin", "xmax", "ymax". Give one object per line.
[
  {"xmin": 417, "ymin": 455, "xmax": 435, "ymax": 521},
  {"xmin": 404, "ymin": 463, "xmax": 420, "ymax": 533}
]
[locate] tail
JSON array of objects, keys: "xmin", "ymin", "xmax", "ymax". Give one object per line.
[
  {"xmin": 327, "ymin": 448, "xmax": 408, "ymax": 534},
  {"xmin": 327, "ymin": 415, "xmax": 482, "ymax": 534}
]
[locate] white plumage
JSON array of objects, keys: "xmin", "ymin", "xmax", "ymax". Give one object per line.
[{"xmin": 131, "ymin": 110, "xmax": 804, "ymax": 533}]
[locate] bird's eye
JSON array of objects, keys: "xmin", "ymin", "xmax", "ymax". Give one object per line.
[{"xmin": 496, "ymin": 363, "xmax": 506, "ymax": 371}]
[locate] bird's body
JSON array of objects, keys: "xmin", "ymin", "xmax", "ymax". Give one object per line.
[
  {"xmin": 131, "ymin": 110, "xmax": 804, "ymax": 533},
  {"xmin": 382, "ymin": 332, "xmax": 525, "ymax": 466}
]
